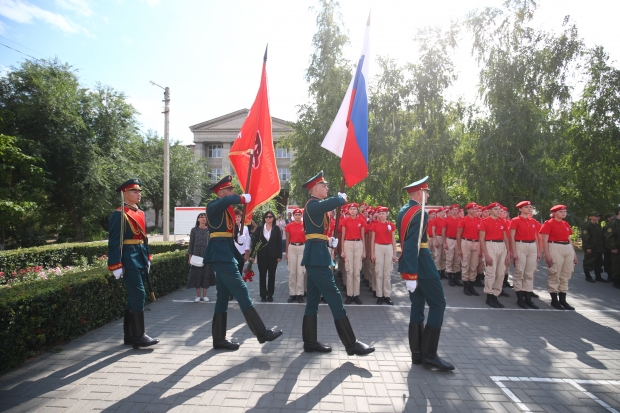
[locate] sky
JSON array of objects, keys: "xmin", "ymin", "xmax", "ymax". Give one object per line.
[{"xmin": 1, "ymin": 0, "xmax": 619, "ymax": 145}]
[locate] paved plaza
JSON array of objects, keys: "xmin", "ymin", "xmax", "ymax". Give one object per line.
[{"xmin": 1, "ymin": 253, "xmax": 619, "ymax": 412}]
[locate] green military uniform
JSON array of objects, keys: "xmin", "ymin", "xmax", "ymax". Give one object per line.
[
  {"xmin": 204, "ymin": 175, "xmax": 282, "ymax": 350},
  {"xmin": 300, "ymin": 171, "xmax": 374, "ymax": 356},
  {"xmin": 581, "ymin": 213, "xmax": 606, "ymax": 282},
  {"xmin": 399, "ymin": 177, "xmax": 453, "ymax": 371},
  {"xmin": 107, "ymin": 178, "xmax": 158, "ymax": 349},
  {"xmin": 604, "ymin": 214, "xmax": 620, "ymax": 288}
]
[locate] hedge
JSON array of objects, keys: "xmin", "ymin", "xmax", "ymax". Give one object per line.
[
  {"xmin": 0, "ymin": 250, "xmax": 190, "ymax": 374},
  {"xmin": 0, "ymin": 241, "xmax": 187, "ymax": 274}
]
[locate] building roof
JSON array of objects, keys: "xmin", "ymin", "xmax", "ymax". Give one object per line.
[{"xmin": 189, "ymin": 109, "xmax": 292, "ymax": 133}]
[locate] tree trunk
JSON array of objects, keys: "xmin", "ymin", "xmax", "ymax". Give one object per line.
[{"xmin": 154, "ymin": 208, "xmax": 160, "ymax": 231}]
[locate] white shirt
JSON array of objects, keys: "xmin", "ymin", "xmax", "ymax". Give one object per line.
[
  {"xmin": 234, "ymin": 225, "xmax": 250, "ymax": 255},
  {"xmin": 263, "ymin": 226, "xmax": 272, "ymax": 242}
]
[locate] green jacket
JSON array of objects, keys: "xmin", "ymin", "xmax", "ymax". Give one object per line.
[
  {"xmin": 203, "ymin": 195, "xmax": 244, "ymax": 264},
  {"xmin": 604, "ymin": 217, "xmax": 620, "ymax": 251},
  {"xmin": 301, "ymin": 195, "xmax": 346, "ymax": 267},
  {"xmin": 581, "ymin": 220, "xmax": 605, "ymax": 252}
]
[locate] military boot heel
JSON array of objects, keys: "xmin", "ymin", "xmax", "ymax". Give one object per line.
[
  {"xmin": 335, "ymin": 316, "xmax": 374, "ymax": 356},
  {"xmin": 302, "ymin": 315, "xmax": 331, "ymax": 353},
  {"xmin": 212, "ymin": 313, "xmax": 240, "ymax": 350},
  {"xmin": 243, "ymin": 307, "xmax": 283, "ymax": 343}
]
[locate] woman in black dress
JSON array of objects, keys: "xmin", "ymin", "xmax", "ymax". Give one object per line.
[
  {"xmin": 187, "ymin": 213, "xmax": 216, "ymax": 302},
  {"xmin": 251, "ymin": 210, "xmax": 282, "ymax": 302}
]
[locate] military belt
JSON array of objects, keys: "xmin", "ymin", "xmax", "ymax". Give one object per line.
[
  {"xmin": 549, "ymin": 241, "xmax": 570, "ymax": 244},
  {"xmin": 420, "ymin": 243, "xmax": 429, "ymax": 249},
  {"xmin": 516, "ymin": 240, "xmax": 535, "ymax": 243},
  {"xmin": 306, "ymin": 234, "xmax": 328, "ymax": 241},
  {"xmin": 210, "ymin": 232, "xmax": 233, "ymax": 238},
  {"xmin": 123, "ymin": 239, "xmax": 144, "ymax": 245}
]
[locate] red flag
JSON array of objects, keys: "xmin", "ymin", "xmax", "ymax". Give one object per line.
[{"xmin": 229, "ymin": 46, "xmax": 280, "ymax": 225}]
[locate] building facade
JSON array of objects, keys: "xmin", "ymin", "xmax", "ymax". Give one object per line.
[{"xmin": 189, "ymin": 109, "xmax": 294, "ymax": 184}]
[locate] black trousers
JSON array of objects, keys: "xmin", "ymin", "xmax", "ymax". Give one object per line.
[
  {"xmin": 258, "ymin": 256, "xmax": 278, "ymax": 298},
  {"xmin": 604, "ymin": 249, "xmax": 613, "ymax": 275}
]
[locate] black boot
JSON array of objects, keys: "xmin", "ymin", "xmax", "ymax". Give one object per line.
[
  {"xmin": 454, "ymin": 271, "xmax": 464, "ymax": 287},
  {"xmin": 123, "ymin": 309, "xmax": 132, "ymax": 345},
  {"xmin": 530, "ymin": 291, "xmax": 539, "ymax": 298},
  {"xmin": 494, "ymin": 295, "xmax": 505, "ymax": 308},
  {"xmin": 302, "ymin": 315, "xmax": 331, "ymax": 353},
  {"xmin": 421, "ymin": 325, "xmax": 455, "ymax": 371},
  {"xmin": 128, "ymin": 311, "xmax": 159, "ymax": 349},
  {"xmin": 594, "ymin": 272, "xmax": 608, "ymax": 283},
  {"xmin": 584, "ymin": 271, "xmax": 595, "ymax": 283},
  {"xmin": 334, "ymin": 316, "xmax": 374, "ymax": 356},
  {"xmin": 468, "ymin": 281, "xmax": 480, "ymax": 296},
  {"xmin": 345, "ymin": 296, "xmax": 353, "ymax": 304},
  {"xmin": 243, "ymin": 307, "xmax": 283, "ymax": 343},
  {"xmin": 409, "ymin": 323, "xmax": 423, "ymax": 365},
  {"xmin": 463, "ymin": 281, "xmax": 472, "ymax": 296},
  {"xmin": 473, "ymin": 274, "xmax": 484, "ymax": 287},
  {"xmin": 499, "ymin": 288, "xmax": 510, "ymax": 297},
  {"xmin": 524, "ymin": 292, "xmax": 539, "ymax": 309},
  {"xmin": 516, "ymin": 291, "xmax": 528, "ymax": 309},
  {"xmin": 503, "ymin": 274, "xmax": 512, "ymax": 288},
  {"xmin": 448, "ymin": 272, "xmax": 455, "ymax": 287},
  {"xmin": 440, "ymin": 270, "xmax": 448, "ymax": 280},
  {"xmin": 212, "ymin": 313, "xmax": 240, "ymax": 350},
  {"xmin": 486, "ymin": 294, "xmax": 499, "ymax": 308},
  {"xmin": 558, "ymin": 292, "xmax": 575, "ymax": 310},
  {"xmin": 550, "ymin": 293, "xmax": 564, "ymax": 310}
]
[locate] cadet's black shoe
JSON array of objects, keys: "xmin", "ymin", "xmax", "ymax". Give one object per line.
[
  {"xmin": 287, "ymin": 296, "xmax": 297, "ymax": 303},
  {"xmin": 595, "ymin": 273, "xmax": 608, "ymax": 283},
  {"xmin": 448, "ymin": 272, "xmax": 455, "ymax": 287},
  {"xmin": 530, "ymin": 291, "xmax": 539, "ymax": 298},
  {"xmin": 495, "ymin": 295, "xmax": 505, "ymax": 308},
  {"xmin": 453, "ymin": 273, "xmax": 464, "ymax": 287},
  {"xmin": 463, "ymin": 281, "xmax": 472, "ymax": 296},
  {"xmin": 384, "ymin": 297, "xmax": 393, "ymax": 305},
  {"xmin": 335, "ymin": 316, "xmax": 375, "ymax": 356},
  {"xmin": 558, "ymin": 292, "xmax": 575, "ymax": 310},
  {"xmin": 302, "ymin": 315, "xmax": 332, "ymax": 353},
  {"xmin": 267, "ymin": 296, "xmax": 273, "ymax": 302},
  {"xmin": 503, "ymin": 274, "xmax": 512, "ymax": 288},
  {"xmin": 345, "ymin": 296, "xmax": 353, "ymax": 304},
  {"xmin": 376, "ymin": 297, "xmax": 383, "ymax": 305},
  {"xmin": 550, "ymin": 293, "xmax": 565, "ymax": 310},
  {"xmin": 372, "ymin": 291, "xmax": 377, "ymax": 298},
  {"xmin": 486, "ymin": 294, "xmax": 499, "ymax": 308},
  {"xmin": 440, "ymin": 270, "xmax": 448, "ymax": 280},
  {"xmin": 473, "ymin": 274, "xmax": 484, "ymax": 287},
  {"xmin": 353, "ymin": 296, "xmax": 362, "ymax": 305},
  {"xmin": 499, "ymin": 288, "xmax": 510, "ymax": 297},
  {"xmin": 585, "ymin": 271, "xmax": 595, "ymax": 283},
  {"xmin": 297, "ymin": 295, "xmax": 304, "ymax": 303},
  {"xmin": 516, "ymin": 291, "xmax": 528, "ymax": 309},
  {"xmin": 421, "ymin": 325, "xmax": 455, "ymax": 371},
  {"xmin": 213, "ymin": 339, "xmax": 240, "ymax": 350},
  {"xmin": 468, "ymin": 282, "xmax": 480, "ymax": 296},
  {"xmin": 524, "ymin": 292, "xmax": 539, "ymax": 309}
]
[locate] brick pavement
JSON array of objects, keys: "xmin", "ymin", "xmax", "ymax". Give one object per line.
[{"xmin": 1, "ymin": 253, "xmax": 619, "ymax": 412}]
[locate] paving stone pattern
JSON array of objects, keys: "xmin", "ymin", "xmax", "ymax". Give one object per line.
[{"xmin": 1, "ymin": 253, "xmax": 619, "ymax": 412}]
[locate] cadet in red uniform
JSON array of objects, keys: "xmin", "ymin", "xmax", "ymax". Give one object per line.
[
  {"xmin": 442, "ymin": 204, "xmax": 463, "ymax": 287},
  {"xmin": 433, "ymin": 208, "xmax": 447, "ymax": 279},
  {"xmin": 479, "ymin": 202, "xmax": 510, "ymax": 308},
  {"xmin": 474, "ymin": 206, "xmax": 487, "ymax": 286},
  {"xmin": 286, "ymin": 208, "xmax": 306, "ymax": 303},
  {"xmin": 341, "ymin": 203, "xmax": 367, "ymax": 304},
  {"xmin": 540, "ymin": 205, "xmax": 578, "ymax": 310},
  {"xmin": 427, "ymin": 209, "xmax": 437, "ymax": 260},
  {"xmin": 370, "ymin": 206, "xmax": 397, "ymax": 305},
  {"xmin": 509, "ymin": 201, "xmax": 541, "ymax": 309},
  {"xmin": 457, "ymin": 202, "xmax": 481, "ymax": 296}
]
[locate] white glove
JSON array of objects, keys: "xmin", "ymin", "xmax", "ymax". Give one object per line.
[
  {"xmin": 147, "ymin": 260, "xmax": 151, "ymax": 273},
  {"xmin": 113, "ymin": 268, "xmax": 124, "ymax": 279},
  {"xmin": 237, "ymin": 234, "xmax": 246, "ymax": 245},
  {"xmin": 241, "ymin": 193, "xmax": 252, "ymax": 203},
  {"xmin": 329, "ymin": 237, "xmax": 338, "ymax": 248},
  {"xmin": 338, "ymin": 192, "xmax": 347, "ymax": 202},
  {"xmin": 406, "ymin": 280, "xmax": 417, "ymax": 293}
]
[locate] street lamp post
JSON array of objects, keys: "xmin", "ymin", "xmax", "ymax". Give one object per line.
[{"xmin": 150, "ymin": 81, "xmax": 170, "ymax": 241}]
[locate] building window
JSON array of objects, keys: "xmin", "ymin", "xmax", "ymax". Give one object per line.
[
  {"xmin": 207, "ymin": 144, "xmax": 223, "ymax": 158},
  {"xmin": 278, "ymin": 168, "xmax": 290, "ymax": 181},
  {"xmin": 208, "ymin": 168, "xmax": 222, "ymax": 181},
  {"xmin": 275, "ymin": 147, "xmax": 290, "ymax": 158}
]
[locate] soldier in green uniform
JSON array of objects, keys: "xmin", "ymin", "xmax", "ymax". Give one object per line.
[
  {"xmin": 300, "ymin": 171, "xmax": 374, "ymax": 356},
  {"xmin": 107, "ymin": 178, "xmax": 159, "ymax": 349},
  {"xmin": 582, "ymin": 212, "xmax": 607, "ymax": 283},
  {"xmin": 604, "ymin": 207, "xmax": 620, "ymax": 289},
  {"xmin": 204, "ymin": 176, "xmax": 282, "ymax": 350},
  {"xmin": 398, "ymin": 177, "xmax": 454, "ymax": 371}
]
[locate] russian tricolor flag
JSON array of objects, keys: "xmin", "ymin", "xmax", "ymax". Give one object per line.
[{"xmin": 321, "ymin": 15, "xmax": 370, "ymax": 188}]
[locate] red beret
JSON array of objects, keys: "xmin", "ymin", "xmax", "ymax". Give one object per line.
[
  {"xmin": 502, "ymin": 206, "xmax": 508, "ymax": 211},
  {"xmin": 550, "ymin": 204, "xmax": 567, "ymax": 212},
  {"xmin": 516, "ymin": 201, "xmax": 531, "ymax": 208},
  {"xmin": 487, "ymin": 202, "xmax": 501, "ymax": 209},
  {"xmin": 428, "ymin": 209, "xmax": 436, "ymax": 214},
  {"xmin": 376, "ymin": 206, "xmax": 388, "ymax": 213},
  {"xmin": 450, "ymin": 204, "xmax": 459, "ymax": 210},
  {"xmin": 465, "ymin": 202, "xmax": 477, "ymax": 210},
  {"xmin": 293, "ymin": 208, "xmax": 302, "ymax": 215},
  {"xmin": 348, "ymin": 203, "xmax": 359, "ymax": 209}
]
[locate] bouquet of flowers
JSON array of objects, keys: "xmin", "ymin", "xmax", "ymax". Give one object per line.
[{"xmin": 243, "ymin": 239, "xmax": 263, "ymax": 283}]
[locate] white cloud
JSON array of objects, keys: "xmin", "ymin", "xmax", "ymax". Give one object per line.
[
  {"xmin": 55, "ymin": 0, "xmax": 93, "ymax": 17},
  {"xmin": 0, "ymin": 19, "xmax": 8, "ymax": 34},
  {"xmin": 0, "ymin": 0, "xmax": 88, "ymax": 34}
]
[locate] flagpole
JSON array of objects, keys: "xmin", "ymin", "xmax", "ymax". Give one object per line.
[
  {"xmin": 241, "ymin": 149, "xmax": 255, "ymax": 225},
  {"xmin": 332, "ymin": 176, "xmax": 346, "ymax": 265}
]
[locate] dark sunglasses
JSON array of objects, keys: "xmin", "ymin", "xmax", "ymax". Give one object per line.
[{"xmin": 265, "ymin": 215, "xmax": 274, "ymax": 219}]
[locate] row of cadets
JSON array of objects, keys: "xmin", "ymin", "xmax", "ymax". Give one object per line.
[
  {"xmin": 442, "ymin": 204, "xmax": 463, "ymax": 287},
  {"xmin": 340, "ymin": 203, "xmax": 367, "ymax": 304},
  {"xmin": 457, "ymin": 202, "xmax": 482, "ymax": 296},
  {"xmin": 509, "ymin": 201, "xmax": 541, "ymax": 309},
  {"xmin": 479, "ymin": 202, "xmax": 511, "ymax": 308},
  {"xmin": 431, "ymin": 207, "xmax": 448, "ymax": 279},
  {"xmin": 369, "ymin": 206, "xmax": 397, "ymax": 305},
  {"xmin": 364, "ymin": 206, "xmax": 378, "ymax": 295},
  {"xmin": 285, "ymin": 208, "xmax": 306, "ymax": 304}
]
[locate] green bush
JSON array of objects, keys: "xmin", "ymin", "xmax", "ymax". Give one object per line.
[
  {"xmin": 0, "ymin": 250, "xmax": 189, "ymax": 374},
  {"xmin": 0, "ymin": 241, "xmax": 187, "ymax": 274}
]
